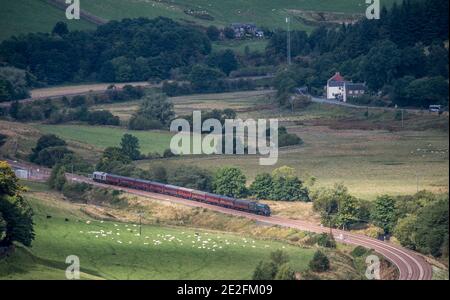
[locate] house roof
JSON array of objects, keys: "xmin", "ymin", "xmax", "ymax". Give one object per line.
[
  {"xmin": 328, "ymin": 72, "xmax": 345, "ymax": 82},
  {"xmin": 345, "ymin": 82, "xmax": 366, "ymax": 90}
]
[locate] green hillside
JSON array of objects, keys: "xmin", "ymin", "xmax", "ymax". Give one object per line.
[
  {"xmin": 0, "ymin": 182, "xmax": 314, "ymax": 279},
  {"xmin": 1, "ymin": 0, "xmax": 402, "ymax": 41},
  {"xmin": 0, "ymin": 0, "xmax": 95, "ymax": 40}
]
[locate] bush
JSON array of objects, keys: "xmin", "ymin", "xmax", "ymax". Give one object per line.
[
  {"xmin": 351, "ymin": 246, "xmax": 369, "ymax": 257},
  {"xmin": 278, "ymin": 133, "xmax": 303, "ymax": 147},
  {"xmin": 316, "ymin": 233, "xmax": 337, "ymax": 248},
  {"xmin": 163, "ymin": 149, "xmax": 176, "ymax": 158},
  {"xmin": 62, "ymin": 182, "xmax": 91, "ymax": 202},
  {"xmin": 274, "ymin": 264, "xmax": 296, "ymax": 280},
  {"xmin": 128, "ymin": 115, "xmax": 163, "ymax": 130},
  {"xmin": 252, "ymin": 261, "xmax": 278, "ymax": 280},
  {"xmin": 309, "ymin": 251, "xmax": 330, "ymax": 272}
]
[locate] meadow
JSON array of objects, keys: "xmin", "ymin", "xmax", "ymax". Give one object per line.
[
  {"xmin": 80, "ymin": 0, "xmax": 401, "ymax": 31},
  {"xmin": 34, "ymin": 124, "xmax": 173, "ymax": 155},
  {"xmin": 0, "ymin": 0, "xmax": 95, "ymax": 40},
  {"xmin": 1, "ymin": 0, "xmax": 403, "ymax": 41},
  {"xmin": 0, "ymin": 182, "xmax": 315, "ymax": 280}
]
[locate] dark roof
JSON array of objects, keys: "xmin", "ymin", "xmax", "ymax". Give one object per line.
[{"xmin": 345, "ymin": 82, "xmax": 366, "ymax": 90}]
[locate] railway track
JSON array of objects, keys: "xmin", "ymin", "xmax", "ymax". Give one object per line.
[{"xmin": 7, "ymin": 159, "xmax": 433, "ymax": 280}]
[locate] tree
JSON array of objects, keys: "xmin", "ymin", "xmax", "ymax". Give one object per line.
[
  {"xmin": 361, "ymin": 40, "xmax": 401, "ymax": 90},
  {"xmin": 414, "ymin": 198, "xmax": 449, "ymax": 257},
  {"xmin": 274, "ymin": 264, "xmax": 296, "ymax": 280},
  {"xmin": 52, "ymin": 21, "xmax": 69, "ymax": 36},
  {"xmin": 317, "ymin": 233, "xmax": 336, "ymax": 248},
  {"xmin": 168, "ymin": 165, "xmax": 213, "ymax": 191},
  {"xmin": 189, "ymin": 64, "xmax": 225, "ymax": 92},
  {"xmin": 34, "ymin": 146, "xmax": 73, "ymax": 167},
  {"xmin": 0, "ymin": 161, "xmax": 21, "ymax": 196},
  {"xmin": 223, "ymin": 27, "xmax": 235, "ymax": 39},
  {"xmin": 206, "ymin": 26, "xmax": 220, "ymax": 41},
  {"xmin": 0, "ymin": 67, "xmax": 32, "ymax": 102},
  {"xmin": 394, "ymin": 215, "xmax": 418, "ymax": 250},
  {"xmin": 249, "ymin": 173, "xmax": 273, "ymax": 199},
  {"xmin": 208, "ymin": 50, "xmax": 238, "ymax": 76},
  {"xmin": 0, "ymin": 212, "xmax": 6, "ymax": 243},
  {"xmin": 129, "ymin": 92, "xmax": 174, "ymax": 129},
  {"xmin": 120, "ymin": 134, "xmax": 141, "ymax": 160},
  {"xmin": 252, "ymin": 261, "xmax": 278, "ymax": 280},
  {"xmin": 271, "ymin": 166, "xmax": 296, "ymax": 179},
  {"xmin": 0, "ymin": 162, "xmax": 34, "ymax": 247},
  {"xmin": 48, "ymin": 164, "xmax": 67, "ymax": 191},
  {"xmin": 30, "ymin": 134, "xmax": 66, "ymax": 162},
  {"xmin": 212, "ymin": 167, "xmax": 247, "ymax": 198},
  {"xmin": 309, "ymin": 251, "xmax": 330, "ymax": 272},
  {"xmin": 96, "ymin": 147, "xmax": 131, "ymax": 172},
  {"xmin": 404, "ymin": 76, "xmax": 449, "ymax": 107},
  {"xmin": 270, "ymin": 176, "xmax": 310, "ymax": 201},
  {"xmin": 371, "ymin": 195, "xmax": 397, "ymax": 234},
  {"xmin": 270, "ymin": 249, "xmax": 290, "ymax": 266}
]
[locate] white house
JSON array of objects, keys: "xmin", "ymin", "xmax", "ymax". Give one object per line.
[{"xmin": 326, "ymin": 72, "xmax": 366, "ymax": 102}]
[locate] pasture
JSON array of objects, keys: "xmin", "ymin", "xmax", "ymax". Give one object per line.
[
  {"xmin": 0, "ymin": 0, "xmax": 95, "ymax": 41},
  {"xmin": 0, "ymin": 182, "xmax": 315, "ymax": 280},
  {"xmin": 80, "ymin": 0, "xmax": 401, "ymax": 31},
  {"xmin": 34, "ymin": 124, "xmax": 173, "ymax": 155},
  {"xmin": 92, "ymin": 90, "xmax": 275, "ymax": 121}
]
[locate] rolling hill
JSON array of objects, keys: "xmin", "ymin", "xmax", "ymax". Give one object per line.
[{"xmin": 0, "ymin": 0, "xmax": 402, "ymax": 41}]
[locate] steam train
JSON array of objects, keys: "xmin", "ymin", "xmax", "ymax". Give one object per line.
[{"xmin": 92, "ymin": 172, "xmax": 271, "ymax": 216}]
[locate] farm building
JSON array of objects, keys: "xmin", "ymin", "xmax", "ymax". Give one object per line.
[
  {"xmin": 230, "ymin": 23, "xmax": 264, "ymax": 38},
  {"xmin": 326, "ymin": 72, "xmax": 366, "ymax": 102}
]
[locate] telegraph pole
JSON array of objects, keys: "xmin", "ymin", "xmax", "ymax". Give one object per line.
[{"xmin": 286, "ymin": 17, "xmax": 291, "ymax": 65}]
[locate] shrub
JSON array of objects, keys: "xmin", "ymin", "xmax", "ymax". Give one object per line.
[
  {"xmin": 128, "ymin": 115, "xmax": 163, "ymax": 130},
  {"xmin": 275, "ymin": 264, "xmax": 297, "ymax": 280},
  {"xmin": 316, "ymin": 233, "xmax": 337, "ymax": 248},
  {"xmin": 252, "ymin": 261, "xmax": 278, "ymax": 280},
  {"xmin": 278, "ymin": 133, "xmax": 303, "ymax": 147},
  {"xmin": 351, "ymin": 246, "xmax": 369, "ymax": 257},
  {"xmin": 309, "ymin": 251, "xmax": 330, "ymax": 272}
]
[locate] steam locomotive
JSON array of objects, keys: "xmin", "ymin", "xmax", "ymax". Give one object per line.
[{"xmin": 92, "ymin": 172, "xmax": 271, "ymax": 216}]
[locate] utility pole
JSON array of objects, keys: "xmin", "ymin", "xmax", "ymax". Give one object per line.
[
  {"xmin": 401, "ymin": 109, "xmax": 404, "ymax": 128},
  {"xmin": 138, "ymin": 212, "xmax": 143, "ymax": 236},
  {"xmin": 416, "ymin": 172, "xmax": 419, "ymax": 192},
  {"xmin": 286, "ymin": 17, "xmax": 291, "ymax": 66}
]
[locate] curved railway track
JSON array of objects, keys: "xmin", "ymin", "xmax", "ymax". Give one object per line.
[{"xmin": 6, "ymin": 160, "xmax": 434, "ymax": 280}]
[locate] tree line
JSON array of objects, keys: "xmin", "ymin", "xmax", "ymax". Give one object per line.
[{"xmin": 313, "ymin": 184, "xmax": 448, "ymax": 258}]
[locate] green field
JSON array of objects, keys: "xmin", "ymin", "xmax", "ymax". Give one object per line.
[
  {"xmin": 0, "ymin": 0, "xmax": 95, "ymax": 40},
  {"xmin": 0, "ymin": 182, "xmax": 315, "ymax": 279},
  {"xmin": 1, "ymin": 0, "xmax": 403, "ymax": 40},
  {"xmin": 81, "ymin": 0, "xmax": 400, "ymax": 31},
  {"xmin": 35, "ymin": 124, "xmax": 173, "ymax": 155}
]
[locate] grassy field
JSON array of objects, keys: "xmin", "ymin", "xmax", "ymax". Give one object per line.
[
  {"xmin": 81, "ymin": 0, "xmax": 400, "ymax": 31},
  {"xmin": 1, "ymin": 0, "xmax": 403, "ymax": 41},
  {"xmin": 0, "ymin": 182, "xmax": 316, "ymax": 280},
  {"xmin": 34, "ymin": 124, "xmax": 173, "ymax": 155},
  {"xmin": 0, "ymin": 0, "xmax": 95, "ymax": 40},
  {"xmin": 92, "ymin": 90, "xmax": 275, "ymax": 121},
  {"xmin": 136, "ymin": 99, "xmax": 449, "ymax": 200}
]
